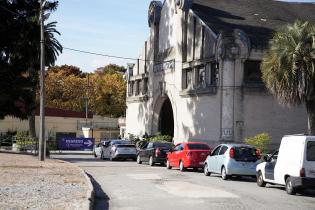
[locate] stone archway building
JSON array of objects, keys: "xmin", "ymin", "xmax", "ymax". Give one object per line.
[{"xmin": 125, "ymin": 0, "xmax": 315, "ymax": 147}]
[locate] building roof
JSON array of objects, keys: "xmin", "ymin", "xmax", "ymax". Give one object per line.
[
  {"xmin": 35, "ymin": 107, "xmax": 93, "ymax": 119},
  {"xmin": 192, "ymin": 0, "xmax": 315, "ymax": 48}
]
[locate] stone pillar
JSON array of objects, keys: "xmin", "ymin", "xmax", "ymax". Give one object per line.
[
  {"xmin": 216, "ymin": 30, "xmax": 250, "ymax": 142},
  {"xmin": 221, "ymin": 59, "xmax": 235, "ymax": 141}
]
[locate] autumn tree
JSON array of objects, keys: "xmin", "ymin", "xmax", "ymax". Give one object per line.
[
  {"xmin": 45, "ymin": 66, "xmax": 88, "ymax": 112},
  {"xmin": 93, "ymin": 69, "xmax": 126, "ymax": 117},
  {"xmin": 45, "ymin": 64, "xmax": 127, "ymax": 118}
]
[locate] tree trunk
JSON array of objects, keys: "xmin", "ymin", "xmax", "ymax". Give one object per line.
[
  {"xmin": 28, "ymin": 109, "xmax": 36, "ymax": 138},
  {"xmin": 306, "ymin": 100, "xmax": 315, "ymax": 135}
]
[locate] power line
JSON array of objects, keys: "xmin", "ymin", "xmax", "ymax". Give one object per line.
[
  {"xmin": 63, "ymin": 47, "xmax": 183, "ymax": 63},
  {"xmin": 0, "ymin": 5, "xmax": 23, "ymax": 16},
  {"xmin": 64, "ymin": 47, "xmax": 142, "ymax": 62}
]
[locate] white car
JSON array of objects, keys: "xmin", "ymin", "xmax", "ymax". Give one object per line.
[{"xmin": 256, "ymin": 135, "xmax": 315, "ymax": 195}]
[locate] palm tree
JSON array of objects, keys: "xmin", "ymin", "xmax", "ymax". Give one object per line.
[
  {"xmin": 261, "ymin": 20, "xmax": 315, "ymax": 135},
  {"xmin": 27, "ymin": 20, "xmax": 63, "ymax": 138},
  {"xmin": 19, "ymin": 1, "xmax": 62, "ymax": 137}
]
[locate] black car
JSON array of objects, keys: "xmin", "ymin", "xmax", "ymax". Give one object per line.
[{"xmin": 137, "ymin": 141, "xmax": 173, "ymax": 166}]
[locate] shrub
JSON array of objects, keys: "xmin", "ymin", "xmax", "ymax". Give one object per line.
[
  {"xmin": 147, "ymin": 134, "xmax": 172, "ymax": 143},
  {"xmin": 244, "ymin": 133, "xmax": 271, "ymax": 154}
]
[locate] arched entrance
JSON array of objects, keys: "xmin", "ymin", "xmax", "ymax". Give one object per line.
[{"xmin": 158, "ymin": 97, "xmax": 174, "ymax": 137}]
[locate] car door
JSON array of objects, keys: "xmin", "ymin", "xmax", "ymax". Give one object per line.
[
  {"xmin": 138, "ymin": 142, "xmax": 148, "ymax": 160},
  {"xmin": 144, "ymin": 142, "xmax": 154, "ymax": 161},
  {"xmin": 265, "ymin": 151, "xmax": 278, "ymax": 181},
  {"xmin": 103, "ymin": 141, "xmax": 112, "ymax": 159},
  {"xmin": 169, "ymin": 144, "xmax": 181, "ymax": 166},
  {"xmin": 217, "ymin": 145, "xmax": 229, "ymax": 171},
  {"xmin": 94, "ymin": 143, "xmax": 102, "ymax": 157},
  {"xmin": 207, "ymin": 146, "xmax": 222, "ymax": 173}
]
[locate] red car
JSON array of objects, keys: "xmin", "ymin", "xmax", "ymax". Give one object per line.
[{"xmin": 166, "ymin": 142, "xmax": 211, "ymax": 171}]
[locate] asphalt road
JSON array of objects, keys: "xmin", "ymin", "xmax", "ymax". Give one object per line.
[{"xmin": 53, "ymin": 155, "xmax": 315, "ymax": 210}]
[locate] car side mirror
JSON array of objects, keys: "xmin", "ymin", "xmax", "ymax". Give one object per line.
[{"xmin": 263, "ymin": 155, "xmax": 269, "ymax": 162}]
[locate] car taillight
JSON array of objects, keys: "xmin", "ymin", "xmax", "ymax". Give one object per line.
[
  {"xmin": 155, "ymin": 148, "xmax": 161, "ymax": 157},
  {"xmin": 229, "ymin": 148, "xmax": 235, "ymax": 158},
  {"xmin": 187, "ymin": 151, "xmax": 192, "ymax": 157},
  {"xmin": 256, "ymin": 149, "xmax": 261, "ymax": 159},
  {"xmin": 300, "ymin": 168, "xmax": 305, "ymax": 177}
]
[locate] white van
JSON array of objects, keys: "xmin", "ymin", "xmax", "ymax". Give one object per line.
[{"xmin": 256, "ymin": 135, "xmax": 315, "ymax": 195}]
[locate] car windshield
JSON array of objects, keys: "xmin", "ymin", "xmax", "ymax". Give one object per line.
[
  {"xmin": 116, "ymin": 144, "xmax": 135, "ymax": 148},
  {"xmin": 307, "ymin": 141, "xmax": 315, "ymax": 161},
  {"xmin": 154, "ymin": 143, "xmax": 173, "ymax": 148},
  {"xmin": 112, "ymin": 141, "xmax": 132, "ymax": 145},
  {"xmin": 234, "ymin": 146, "xmax": 258, "ymax": 161},
  {"xmin": 187, "ymin": 144, "xmax": 210, "ymax": 150}
]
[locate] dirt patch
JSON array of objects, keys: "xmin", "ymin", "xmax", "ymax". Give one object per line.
[{"xmin": 0, "ymin": 153, "xmax": 88, "ymax": 210}]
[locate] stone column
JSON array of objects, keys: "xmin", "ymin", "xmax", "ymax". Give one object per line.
[
  {"xmin": 221, "ymin": 58, "xmax": 236, "ymax": 141},
  {"xmin": 216, "ymin": 30, "xmax": 250, "ymax": 142}
]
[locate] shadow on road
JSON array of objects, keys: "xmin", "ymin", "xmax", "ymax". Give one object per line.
[{"xmin": 86, "ymin": 172, "xmax": 110, "ymax": 210}]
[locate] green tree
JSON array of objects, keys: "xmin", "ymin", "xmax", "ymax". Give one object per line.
[
  {"xmin": 261, "ymin": 20, "xmax": 315, "ymax": 135},
  {"xmin": 244, "ymin": 133, "xmax": 271, "ymax": 154},
  {"xmin": 0, "ymin": 1, "xmax": 62, "ymax": 137}
]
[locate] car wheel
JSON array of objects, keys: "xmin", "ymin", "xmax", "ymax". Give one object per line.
[
  {"xmin": 137, "ymin": 155, "xmax": 142, "ymax": 164},
  {"xmin": 286, "ymin": 177, "xmax": 296, "ymax": 195},
  {"xmin": 204, "ymin": 164, "xmax": 211, "ymax": 176},
  {"xmin": 257, "ymin": 171, "xmax": 266, "ymax": 187},
  {"xmin": 221, "ymin": 166, "xmax": 229, "ymax": 180},
  {"xmin": 149, "ymin": 156, "xmax": 154, "ymax": 166},
  {"xmin": 166, "ymin": 159, "xmax": 172, "ymax": 169},
  {"xmin": 179, "ymin": 161, "xmax": 185, "ymax": 172}
]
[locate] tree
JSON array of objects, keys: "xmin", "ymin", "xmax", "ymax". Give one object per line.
[
  {"xmin": 48, "ymin": 65, "xmax": 85, "ymax": 77},
  {"xmin": 45, "ymin": 67, "xmax": 88, "ymax": 112},
  {"xmin": 0, "ymin": 1, "xmax": 62, "ymax": 137},
  {"xmin": 261, "ymin": 20, "xmax": 315, "ymax": 135},
  {"xmin": 93, "ymin": 70, "xmax": 126, "ymax": 117}
]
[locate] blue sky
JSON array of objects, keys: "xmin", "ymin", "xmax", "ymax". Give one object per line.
[
  {"xmin": 51, "ymin": 0, "xmax": 315, "ymax": 72},
  {"xmin": 51, "ymin": 0, "xmax": 152, "ymax": 72}
]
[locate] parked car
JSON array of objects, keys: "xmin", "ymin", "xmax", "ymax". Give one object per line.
[
  {"xmin": 94, "ymin": 140, "xmax": 111, "ymax": 158},
  {"xmin": 137, "ymin": 141, "xmax": 174, "ymax": 166},
  {"xmin": 256, "ymin": 135, "xmax": 315, "ymax": 195},
  {"xmin": 102, "ymin": 140, "xmax": 137, "ymax": 161},
  {"xmin": 166, "ymin": 142, "xmax": 211, "ymax": 171},
  {"xmin": 204, "ymin": 144, "xmax": 261, "ymax": 180}
]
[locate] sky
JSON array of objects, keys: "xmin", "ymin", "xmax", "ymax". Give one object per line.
[{"xmin": 51, "ymin": 0, "xmax": 315, "ymax": 73}]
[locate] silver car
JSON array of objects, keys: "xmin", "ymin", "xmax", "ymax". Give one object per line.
[
  {"xmin": 102, "ymin": 140, "xmax": 137, "ymax": 161},
  {"xmin": 204, "ymin": 144, "xmax": 261, "ymax": 180}
]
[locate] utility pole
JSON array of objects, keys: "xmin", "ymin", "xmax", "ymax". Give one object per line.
[{"xmin": 39, "ymin": 0, "xmax": 46, "ymax": 161}]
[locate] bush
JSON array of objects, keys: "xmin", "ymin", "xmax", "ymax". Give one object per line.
[
  {"xmin": 244, "ymin": 133, "xmax": 271, "ymax": 153},
  {"xmin": 147, "ymin": 134, "xmax": 172, "ymax": 143}
]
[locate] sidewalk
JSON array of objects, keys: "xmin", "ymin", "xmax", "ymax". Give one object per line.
[{"xmin": 0, "ymin": 153, "xmax": 91, "ymax": 210}]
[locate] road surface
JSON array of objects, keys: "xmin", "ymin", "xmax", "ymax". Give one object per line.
[{"xmin": 52, "ymin": 155, "xmax": 315, "ymax": 210}]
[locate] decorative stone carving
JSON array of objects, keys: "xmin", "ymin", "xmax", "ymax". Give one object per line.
[
  {"xmin": 148, "ymin": 1, "xmax": 163, "ymax": 27},
  {"xmin": 176, "ymin": 0, "xmax": 192, "ymax": 12},
  {"xmin": 215, "ymin": 29, "xmax": 251, "ymax": 60},
  {"xmin": 233, "ymin": 29, "xmax": 250, "ymax": 60}
]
